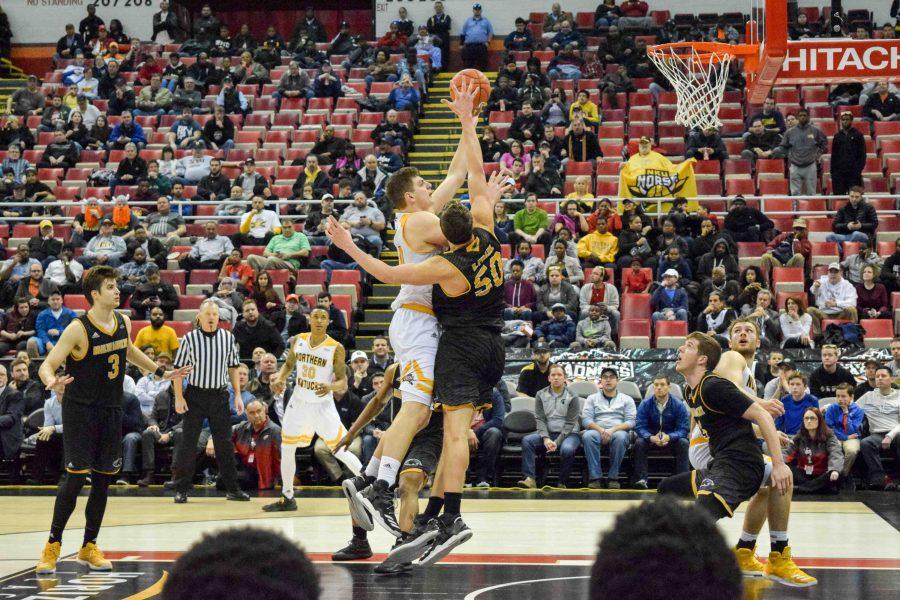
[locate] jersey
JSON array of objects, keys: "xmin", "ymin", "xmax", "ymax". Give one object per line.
[
  {"xmin": 391, "ymin": 212, "xmax": 439, "ymax": 311},
  {"xmin": 432, "ymin": 227, "xmax": 505, "ymax": 331},
  {"xmin": 690, "ymin": 365, "xmax": 756, "ymax": 469},
  {"xmin": 289, "ymin": 332, "xmax": 340, "ymax": 404},
  {"xmin": 66, "ymin": 312, "xmax": 129, "ymax": 407},
  {"xmin": 688, "ymin": 374, "xmax": 761, "ymax": 462}
]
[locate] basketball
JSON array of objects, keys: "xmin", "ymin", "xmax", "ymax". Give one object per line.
[{"xmin": 450, "ymin": 69, "xmax": 491, "ymax": 112}]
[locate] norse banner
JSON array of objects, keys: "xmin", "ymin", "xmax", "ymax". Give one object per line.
[
  {"xmin": 501, "ymin": 347, "xmax": 892, "ymax": 394},
  {"xmin": 618, "ymin": 157, "xmax": 698, "ymax": 200}
]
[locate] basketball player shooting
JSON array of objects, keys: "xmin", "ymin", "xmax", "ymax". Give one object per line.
[{"xmin": 35, "ymin": 266, "xmax": 191, "ymax": 575}]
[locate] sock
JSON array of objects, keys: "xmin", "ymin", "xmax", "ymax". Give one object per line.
[
  {"xmin": 48, "ymin": 472, "xmax": 88, "ymax": 544},
  {"xmin": 376, "ymin": 456, "xmax": 402, "ymax": 487},
  {"xmin": 736, "ymin": 531, "xmax": 758, "ymax": 551},
  {"xmin": 83, "ymin": 472, "xmax": 112, "ymax": 547},
  {"xmin": 365, "ymin": 456, "xmax": 381, "ymax": 478},
  {"xmin": 423, "ymin": 496, "xmax": 444, "ymax": 520},
  {"xmin": 443, "ymin": 492, "xmax": 461, "ymax": 517},
  {"xmin": 333, "ymin": 446, "xmax": 362, "ymax": 476},
  {"xmin": 770, "ymin": 531, "xmax": 788, "ymax": 554},
  {"xmin": 281, "ymin": 444, "xmax": 298, "ymax": 500},
  {"xmin": 352, "ymin": 526, "xmax": 367, "ymax": 541}
]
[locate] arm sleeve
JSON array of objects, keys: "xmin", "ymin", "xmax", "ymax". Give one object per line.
[
  {"xmin": 634, "ymin": 400, "xmax": 651, "ymax": 439},
  {"xmin": 559, "ymin": 394, "xmax": 579, "ymax": 441},
  {"xmin": 533, "ymin": 393, "xmax": 550, "ymax": 438},
  {"xmin": 826, "ymin": 434, "xmax": 844, "ymax": 473}
]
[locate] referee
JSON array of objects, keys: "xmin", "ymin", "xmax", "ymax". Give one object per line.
[{"xmin": 171, "ymin": 300, "xmax": 250, "ymax": 503}]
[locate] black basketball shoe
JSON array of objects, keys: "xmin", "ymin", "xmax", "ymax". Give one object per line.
[
  {"xmin": 386, "ymin": 515, "xmax": 442, "ymax": 565},
  {"xmin": 416, "ymin": 515, "xmax": 473, "ymax": 567},
  {"xmin": 357, "ymin": 479, "xmax": 402, "ymax": 537},
  {"xmin": 342, "ymin": 475, "xmax": 374, "ymax": 530},
  {"xmin": 331, "ymin": 536, "xmax": 373, "ymax": 561},
  {"xmin": 262, "ymin": 494, "xmax": 297, "ymax": 512}
]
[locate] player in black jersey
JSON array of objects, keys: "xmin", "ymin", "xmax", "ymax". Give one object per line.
[
  {"xmin": 661, "ymin": 332, "xmax": 791, "ymax": 522},
  {"xmin": 35, "ymin": 266, "xmax": 191, "ymax": 575},
  {"xmin": 326, "ymin": 80, "xmax": 509, "ymax": 568}
]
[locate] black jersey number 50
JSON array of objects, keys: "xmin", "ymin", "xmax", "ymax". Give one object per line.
[{"xmin": 473, "ymin": 252, "xmax": 503, "ymax": 296}]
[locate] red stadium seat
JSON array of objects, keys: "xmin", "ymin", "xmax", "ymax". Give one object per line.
[
  {"xmin": 620, "ymin": 319, "xmax": 651, "ymax": 349},
  {"xmin": 621, "ymin": 293, "xmax": 651, "ymax": 320},
  {"xmin": 159, "ymin": 270, "xmax": 186, "ymax": 290},
  {"xmin": 654, "ymin": 320, "xmax": 688, "ymax": 349},
  {"xmin": 861, "ymin": 319, "xmax": 894, "ymax": 347}
]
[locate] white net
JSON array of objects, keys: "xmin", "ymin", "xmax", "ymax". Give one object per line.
[{"xmin": 648, "ymin": 45, "xmax": 734, "ymax": 132}]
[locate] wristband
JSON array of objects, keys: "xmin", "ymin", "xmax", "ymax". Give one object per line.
[{"xmin": 155, "ymin": 366, "xmax": 166, "ymax": 378}]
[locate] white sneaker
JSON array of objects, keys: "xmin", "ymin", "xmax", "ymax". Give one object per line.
[{"xmin": 475, "ymin": 481, "xmax": 490, "ymax": 488}]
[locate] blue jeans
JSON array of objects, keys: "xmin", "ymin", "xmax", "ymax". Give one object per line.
[
  {"xmin": 162, "ymin": 78, "xmax": 178, "ymax": 91},
  {"xmin": 652, "ymin": 309, "xmax": 688, "ymax": 324},
  {"xmin": 520, "ymin": 431, "xmax": 582, "ymax": 484},
  {"xmin": 320, "ymin": 259, "xmax": 358, "ymax": 282},
  {"xmin": 548, "ymin": 67, "xmax": 581, "ymax": 84},
  {"xmin": 582, "ymin": 428, "xmax": 629, "ymax": 481},
  {"xmin": 122, "ymin": 431, "xmax": 142, "ymax": 474},
  {"xmin": 361, "ymin": 433, "xmax": 378, "ymax": 467},
  {"xmin": 133, "ymin": 108, "xmax": 165, "ymax": 118},
  {"xmin": 364, "ymin": 74, "xmax": 397, "ymax": 90},
  {"xmin": 826, "ymin": 231, "xmax": 869, "ymax": 248},
  {"xmin": 503, "ymin": 308, "xmax": 534, "ymax": 322},
  {"xmin": 359, "ymin": 233, "xmax": 384, "ymax": 256}
]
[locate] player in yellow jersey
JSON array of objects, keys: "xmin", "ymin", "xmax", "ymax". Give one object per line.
[{"xmin": 263, "ymin": 308, "xmax": 361, "ymax": 511}]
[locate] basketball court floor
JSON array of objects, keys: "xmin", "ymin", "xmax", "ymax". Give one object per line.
[{"xmin": 0, "ymin": 488, "xmax": 897, "ymax": 599}]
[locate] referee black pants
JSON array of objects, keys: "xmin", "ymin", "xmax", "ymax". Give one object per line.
[{"xmin": 172, "ymin": 387, "xmax": 239, "ymax": 493}]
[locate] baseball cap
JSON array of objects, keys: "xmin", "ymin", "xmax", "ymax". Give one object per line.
[
  {"xmin": 340, "ymin": 21, "xmax": 350, "ymax": 28},
  {"xmin": 321, "ymin": 193, "xmax": 334, "ymax": 200},
  {"xmin": 792, "ymin": 218, "xmax": 807, "ymax": 229},
  {"xmin": 27, "ymin": 74, "xmax": 38, "ymax": 81},
  {"xmin": 192, "ymin": 140, "xmax": 206, "ymax": 149},
  {"xmin": 350, "ymin": 350, "xmax": 368, "ymax": 362},
  {"xmin": 551, "ymin": 302, "xmax": 567, "ymax": 311},
  {"xmin": 532, "ymin": 340, "xmax": 551, "ymax": 352},
  {"xmin": 663, "ymin": 268, "xmax": 679, "ymax": 277},
  {"xmin": 600, "ymin": 367, "xmax": 619, "ymax": 378},
  {"xmin": 731, "ymin": 195, "xmax": 747, "ymax": 205},
  {"xmin": 76, "ymin": 93, "xmax": 86, "ymax": 100},
  {"xmin": 777, "ymin": 358, "xmax": 795, "ymax": 370},
  {"xmin": 828, "ymin": 262, "xmax": 841, "ymax": 271},
  {"xmin": 244, "ymin": 157, "xmax": 255, "ymax": 164},
  {"xmin": 473, "ymin": 3, "xmax": 482, "ymax": 9},
  {"xmin": 39, "ymin": 219, "xmax": 53, "ymax": 229},
  {"xmin": 285, "ymin": 293, "xmax": 299, "ymax": 303},
  {"xmin": 100, "ymin": 217, "xmax": 113, "ymax": 225},
  {"xmin": 638, "ymin": 136, "xmax": 651, "ymax": 144}
]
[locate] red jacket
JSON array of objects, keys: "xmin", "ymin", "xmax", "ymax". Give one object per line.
[
  {"xmin": 621, "ymin": 1, "xmax": 649, "ymax": 17},
  {"xmin": 766, "ymin": 231, "xmax": 812, "ymax": 264},
  {"xmin": 376, "ymin": 32, "xmax": 408, "ymax": 49},
  {"xmin": 232, "ymin": 419, "xmax": 281, "ymax": 490}
]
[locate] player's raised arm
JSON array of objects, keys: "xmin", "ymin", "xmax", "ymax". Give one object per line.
[
  {"xmin": 326, "ymin": 216, "xmax": 455, "ymax": 285},
  {"xmin": 38, "ymin": 321, "xmax": 82, "ymax": 394},
  {"xmin": 429, "ymin": 115, "xmax": 470, "ymax": 215}
]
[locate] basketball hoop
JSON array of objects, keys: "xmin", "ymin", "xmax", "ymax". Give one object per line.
[{"xmin": 648, "ymin": 42, "xmax": 738, "ymax": 132}]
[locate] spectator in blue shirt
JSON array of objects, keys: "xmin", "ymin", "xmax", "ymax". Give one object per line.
[
  {"xmin": 460, "ymin": 3, "xmax": 493, "ymax": 70},
  {"xmin": 650, "ymin": 270, "xmax": 690, "ymax": 324},
  {"xmin": 775, "ymin": 371, "xmax": 819, "ymax": 440},
  {"xmin": 166, "ymin": 106, "xmax": 202, "ymax": 150},
  {"xmin": 470, "ymin": 385, "xmax": 506, "ymax": 487},
  {"xmin": 108, "ymin": 110, "xmax": 147, "ymax": 150},
  {"xmin": 387, "ymin": 75, "xmax": 420, "ymax": 112},
  {"xmin": 632, "ymin": 375, "xmax": 690, "ymax": 489},
  {"xmin": 823, "ymin": 382, "xmax": 864, "ymax": 483},
  {"xmin": 375, "ymin": 141, "xmax": 404, "ymax": 174},
  {"xmin": 26, "ymin": 291, "xmax": 76, "ymax": 358}
]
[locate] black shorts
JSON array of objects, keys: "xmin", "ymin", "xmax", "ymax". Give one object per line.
[
  {"xmin": 401, "ymin": 412, "xmax": 443, "ymax": 476},
  {"xmin": 62, "ymin": 401, "xmax": 123, "ymax": 475},
  {"xmin": 434, "ymin": 327, "xmax": 504, "ymax": 411},
  {"xmin": 692, "ymin": 455, "xmax": 765, "ymax": 517}
]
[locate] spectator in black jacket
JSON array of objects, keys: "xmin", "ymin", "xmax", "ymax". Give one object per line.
[
  {"xmin": 27, "ymin": 222, "xmax": 63, "ymax": 267},
  {"xmin": 328, "ymin": 21, "xmax": 355, "ymax": 56},
  {"xmin": 827, "ymin": 186, "xmax": 878, "ymax": 248},
  {"xmin": 272, "ymin": 294, "xmax": 309, "ymax": 343},
  {"xmin": 426, "ymin": 2, "xmax": 452, "ymax": 61},
  {"xmin": 310, "ymin": 126, "xmax": 347, "ymax": 167},
  {"xmin": 37, "ymin": 128, "xmax": 79, "ymax": 170},
  {"xmin": 292, "ymin": 154, "xmax": 332, "ymax": 197},
  {"xmin": 78, "ymin": 4, "xmax": 104, "ymax": 43},
  {"xmin": 0, "ymin": 368, "xmax": 24, "ymax": 461},
  {"xmin": 129, "ymin": 266, "xmax": 179, "ymax": 319},
  {"xmin": 524, "ymin": 154, "xmax": 562, "ymax": 198},
  {"xmin": 723, "ymin": 196, "xmax": 774, "ymax": 242},
  {"xmin": 107, "ymin": 79, "xmax": 135, "ymax": 116},
  {"xmin": 233, "ymin": 299, "xmax": 285, "ymax": 360},
  {"xmin": 880, "ymin": 238, "xmax": 900, "ymax": 293},
  {"xmin": 55, "ymin": 24, "xmax": 85, "ymax": 61},
  {"xmin": 370, "ymin": 110, "xmax": 412, "ymax": 153},
  {"xmin": 186, "ymin": 53, "xmax": 216, "ymax": 92},
  {"xmin": 197, "ymin": 157, "xmax": 231, "ymax": 201},
  {"xmin": 509, "ymin": 100, "xmax": 543, "ymax": 144},
  {"xmin": 485, "ymin": 76, "xmax": 520, "ymax": 113},
  {"xmin": 696, "ymin": 239, "xmax": 740, "ymax": 285},
  {"xmin": 564, "ymin": 119, "xmax": 603, "ymax": 163},
  {"xmin": 316, "ymin": 291, "xmax": 351, "ymax": 348},
  {"xmin": 686, "ymin": 126, "xmax": 729, "ymax": 161},
  {"xmin": 863, "ymin": 82, "xmax": 900, "ymax": 121},
  {"xmin": 294, "ymin": 7, "xmax": 327, "ymax": 43},
  {"xmin": 831, "ymin": 111, "xmax": 867, "ymax": 195}
]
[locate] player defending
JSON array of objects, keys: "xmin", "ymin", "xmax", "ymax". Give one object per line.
[
  {"xmin": 341, "ymin": 83, "xmax": 481, "ymax": 537},
  {"xmin": 687, "ymin": 319, "xmax": 816, "ymax": 587},
  {"xmin": 662, "ymin": 332, "xmax": 792, "ymax": 526},
  {"xmin": 263, "ymin": 308, "xmax": 361, "ymax": 512},
  {"xmin": 327, "ymin": 84, "xmax": 509, "ymax": 564},
  {"xmin": 35, "ymin": 266, "xmax": 191, "ymax": 574}
]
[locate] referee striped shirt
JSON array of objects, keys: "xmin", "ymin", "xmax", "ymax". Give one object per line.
[{"xmin": 173, "ymin": 327, "xmax": 241, "ymax": 389}]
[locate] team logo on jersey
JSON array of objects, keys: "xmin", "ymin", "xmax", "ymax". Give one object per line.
[
  {"xmin": 92, "ymin": 332, "xmax": 100, "ymax": 339},
  {"xmin": 113, "ymin": 458, "xmax": 123, "ymax": 469},
  {"xmin": 404, "ymin": 458, "xmax": 423, "ymax": 469}
]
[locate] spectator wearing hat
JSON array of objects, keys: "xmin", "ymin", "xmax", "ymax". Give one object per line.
[
  {"xmin": 272, "ymin": 294, "xmax": 309, "ymax": 344},
  {"xmin": 174, "ymin": 141, "xmax": 212, "ymax": 184},
  {"xmin": 827, "ymin": 186, "xmax": 878, "ymax": 249},
  {"xmin": 808, "ymin": 262, "xmax": 858, "ymax": 329},
  {"xmin": 760, "ymin": 218, "xmax": 811, "ymax": 280},
  {"xmin": 581, "ymin": 367, "xmax": 635, "ymax": 489},
  {"xmin": 7, "ymin": 75, "xmax": 45, "ymax": 117},
  {"xmin": 460, "ymin": 3, "xmax": 493, "ymax": 71},
  {"xmin": 534, "ymin": 302, "xmax": 576, "ymax": 348},
  {"xmin": 764, "ymin": 357, "xmax": 798, "ymax": 401},
  {"xmin": 518, "ymin": 363, "xmax": 581, "ymax": 488},
  {"xmin": 79, "ymin": 218, "xmax": 127, "ymax": 267},
  {"xmin": 28, "ymin": 220, "xmax": 63, "ymax": 268},
  {"xmin": 304, "ymin": 194, "xmax": 341, "ymax": 246},
  {"xmin": 650, "ymin": 269, "xmax": 690, "ymax": 324},
  {"xmin": 233, "ymin": 158, "xmax": 271, "ymax": 202},
  {"xmin": 37, "ymin": 127, "xmax": 79, "ymax": 170},
  {"xmin": 329, "ymin": 21, "xmax": 355, "ymax": 56},
  {"xmin": 723, "ymin": 195, "xmax": 774, "ymax": 243},
  {"xmin": 831, "ymin": 111, "xmax": 867, "ymax": 195}
]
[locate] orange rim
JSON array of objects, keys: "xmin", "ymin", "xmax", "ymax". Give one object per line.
[{"xmin": 648, "ymin": 42, "xmax": 759, "ymax": 65}]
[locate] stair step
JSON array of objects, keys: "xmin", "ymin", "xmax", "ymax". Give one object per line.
[
  {"xmin": 409, "ymin": 151, "xmax": 455, "ymax": 158},
  {"xmin": 374, "ymin": 283, "xmax": 401, "ymax": 296},
  {"xmin": 357, "ymin": 322, "xmax": 390, "ymax": 333},
  {"xmin": 366, "ymin": 295, "xmax": 396, "ymax": 307}
]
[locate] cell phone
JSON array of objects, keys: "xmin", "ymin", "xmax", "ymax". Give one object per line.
[{"xmin": 505, "ymin": 177, "xmax": 516, "ymax": 186}]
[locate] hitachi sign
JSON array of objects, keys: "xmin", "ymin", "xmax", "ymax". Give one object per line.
[{"xmin": 783, "ymin": 45, "xmax": 900, "ymax": 73}]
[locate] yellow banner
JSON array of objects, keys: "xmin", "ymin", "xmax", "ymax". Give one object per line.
[{"xmin": 618, "ymin": 155, "xmax": 698, "ymax": 202}]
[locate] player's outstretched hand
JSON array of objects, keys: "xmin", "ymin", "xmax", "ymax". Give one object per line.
[
  {"xmin": 771, "ymin": 462, "xmax": 793, "ymax": 496},
  {"xmin": 759, "ymin": 397, "xmax": 784, "ymax": 417},
  {"xmin": 45, "ymin": 374, "xmax": 73, "ymax": 396},
  {"xmin": 325, "ymin": 215, "xmax": 354, "ymax": 251},
  {"xmin": 269, "ymin": 375, "xmax": 285, "ymax": 396},
  {"xmin": 163, "ymin": 365, "xmax": 193, "ymax": 381},
  {"xmin": 441, "ymin": 80, "xmax": 480, "ymax": 121},
  {"xmin": 332, "ymin": 431, "xmax": 357, "ymax": 455},
  {"xmin": 485, "ymin": 170, "xmax": 513, "ymax": 202}
]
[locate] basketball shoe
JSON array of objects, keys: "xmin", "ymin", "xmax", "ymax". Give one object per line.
[
  {"xmin": 342, "ymin": 474, "xmax": 374, "ymax": 530},
  {"xmin": 734, "ymin": 546, "xmax": 766, "ymax": 577},
  {"xmin": 262, "ymin": 494, "xmax": 297, "ymax": 512},
  {"xmin": 76, "ymin": 543, "xmax": 112, "ymax": 571},
  {"xmin": 357, "ymin": 480, "xmax": 402, "ymax": 537},
  {"xmin": 764, "ymin": 547, "xmax": 817, "ymax": 587},
  {"xmin": 416, "ymin": 515, "xmax": 473, "ymax": 567},
  {"xmin": 35, "ymin": 542, "xmax": 61, "ymax": 574}
]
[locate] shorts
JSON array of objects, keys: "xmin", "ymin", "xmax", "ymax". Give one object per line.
[
  {"xmin": 389, "ymin": 306, "xmax": 439, "ymax": 407},
  {"xmin": 434, "ymin": 327, "xmax": 504, "ymax": 411},
  {"xmin": 692, "ymin": 455, "xmax": 766, "ymax": 517},
  {"xmin": 62, "ymin": 401, "xmax": 123, "ymax": 475},
  {"xmin": 400, "ymin": 412, "xmax": 443, "ymax": 477},
  {"xmin": 281, "ymin": 397, "xmax": 346, "ymax": 450}
]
